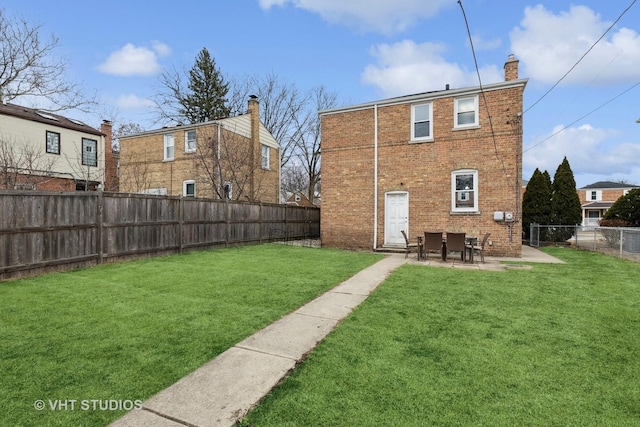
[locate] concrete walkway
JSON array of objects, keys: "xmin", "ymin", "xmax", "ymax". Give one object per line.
[{"xmin": 110, "ymin": 246, "xmax": 561, "ymax": 427}]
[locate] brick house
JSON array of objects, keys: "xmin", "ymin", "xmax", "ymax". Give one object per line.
[
  {"xmin": 119, "ymin": 96, "xmax": 280, "ymax": 203},
  {"xmin": 578, "ymin": 181, "xmax": 639, "ymax": 228},
  {"xmin": 320, "ymin": 56, "xmax": 527, "ymax": 257},
  {"xmin": 0, "ymin": 102, "xmax": 115, "ymax": 191}
]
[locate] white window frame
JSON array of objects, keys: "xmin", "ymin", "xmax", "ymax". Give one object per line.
[
  {"xmin": 184, "ymin": 130, "xmax": 196, "ymax": 153},
  {"xmin": 46, "ymin": 130, "xmax": 60, "ymax": 155},
  {"xmin": 411, "ymin": 102, "xmax": 433, "ymax": 142},
  {"xmin": 587, "ymin": 190, "xmax": 602, "ymax": 201},
  {"xmin": 451, "ymin": 169, "xmax": 478, "ymax": 213},
  {"xmin": 183, "ymin": 180, "xmax": 195, "ymax": 197},
  {"xmin": 454, "ymin": 95, "xmax": 479, "ymax": 129},
  {"xmin": 261, "ymin": 144, "xmax": 270, "ymax": 169},
  {"xmin": 81, "ymin": 138, "xmax": 97, "ymax": 167},
  {"xmin": 164, "ymin": 133, "xmax": 174, "ymax": 161}
]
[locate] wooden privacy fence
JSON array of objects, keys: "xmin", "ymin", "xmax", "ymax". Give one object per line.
[{"xmin": 0, "ymin": 190, "xmax": 320, "ymax": 281}]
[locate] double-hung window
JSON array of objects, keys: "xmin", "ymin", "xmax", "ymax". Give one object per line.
[
  {"xmin": 411, "ymin": 103, "xmax": 433, "ymax": 141},
  {"xmin": 185, "ymin": 130, "xmax": 196, "ymax": 153},
  {"xmin": 164, "ymin": 133, "xmax": 174, "ymax": 161},
  {"xmin": 82, "ymin": 138, "xmax": 97, "ymax": 166},
  {"xmin": 454, "ymin": 96, "xmax": 479, "ymax": 128},
  {"xmin": 183, "ymin": 180, "xmax": 195, "ymax": 197},
  {"xmin": 452, "ymin": 169, "xmax": 478, "ymax": 212},
  {"xmin": 261, "ymin": 144, "xmax": 270, "ymax": 169},
  {"xmin": 46, "ymin": 131, "xmax": 60, "ymax": 154},
  {"xmin": 588, "ymin": 190, "xmax": 601, "ymax": 201}
]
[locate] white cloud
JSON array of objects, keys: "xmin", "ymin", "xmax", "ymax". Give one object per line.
[
  {"xmin": 524, "ymin": 124, "xmax": 640, "ymax": 185},
  {"xmin": 115, "ymin": 94, "xmax": 155, "ymax": 110},
  {"xmin": 361, "ymin": 40, "xmax": 502, "ymax": 98},
  {"xmin": 97, "ymin": 42, "xmax": 171, "ymax": 76},
  {"xmin": 471, "ymin": 34, "xmax": 502, "ymax": 50},
  {"xmin": 258, "ymin": 0, "xmax": 452, "ymax": 34},
  {"xmin": 511, "ymin": 5, "xmax": 640, "ymax": 85}
]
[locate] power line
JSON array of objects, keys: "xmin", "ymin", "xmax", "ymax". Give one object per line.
[
  {"xmin": 524, "ymin": 0, "xmax": 637, "ymax": 114},
  {"xmin": 523, "ymin": 80, "xmax": 640, "ymax": 153},
  {"xmin": 457, "ymin": 0, "xmax": 509, "ymax": 180}
]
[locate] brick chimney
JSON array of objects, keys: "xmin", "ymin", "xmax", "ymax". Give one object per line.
[
  {"xmin": 247, "ymin": 95, "xmax": 260, "ymax": 199},
  {"xmin": 101, "ymin": 120, "xmax": 119, "ymax": 191},
  {"xmin": 504, "ymin": 54, "xmax": 519, "ymax": 81}
]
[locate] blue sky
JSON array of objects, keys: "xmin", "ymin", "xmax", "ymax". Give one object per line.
[{"xmin": 3, "ymin": 0, "xmax": 640, "ymax": 188}]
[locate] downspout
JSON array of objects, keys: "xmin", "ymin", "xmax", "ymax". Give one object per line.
[{"xmin": 373, "ymin": 104, "xmax": 379, "ymax": 250}]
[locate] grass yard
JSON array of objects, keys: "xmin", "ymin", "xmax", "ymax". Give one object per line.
[
  {"xmin": 242, "ymin": 247, "xmax": 640, "ymax": 426},
  {"xmin": 0, "ymin": 244, "xmax": 382, "ymax": 427}
]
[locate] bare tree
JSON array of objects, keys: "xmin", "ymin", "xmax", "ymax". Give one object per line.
[
  {"xmin": 112, "ymin": 122, "xmax": 145, "ymax": 151},
  {"xmin": 118, "ymin": 151, "xmax": 152, "ymax": 194},
  {"xmin": 228, "ymin": 73, "xmax": 307, "ymax": 170},
  {"xmin": 287, "ymin": 85, "xmax": 337, "ymax": 202},
  {"xmin": 0, "ymin": 134, "xmax": 57, "ymax": 189},
  {"xmin": 191, "ymin": 125, "xmax": 268, "ymax": 201},
  {"xmin": 0, "ymin": 10, "xmax": 96, "ymax": 112}
]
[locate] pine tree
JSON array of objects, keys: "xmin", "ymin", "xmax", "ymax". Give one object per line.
[
  {"xmin": 549, "ymin": 157, "xmax": 582, "ymax": 241},
  {"xmin": 603, "ymin": 188, "xmax": 640, "ymax": 226},
  {"xmin": 522, "ymin": 168, "xmax": 552, "ymax": 239},
  {"xmin": 181, "ymin": 48, "xmax": 230, "ymax": 124}
]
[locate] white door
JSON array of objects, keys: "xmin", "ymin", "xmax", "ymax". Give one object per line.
[{"xmin": 385, "ymin": 192, "xmax": 409, "ymax": 246}]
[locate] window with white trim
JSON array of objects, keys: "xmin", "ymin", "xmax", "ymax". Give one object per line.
[
  {"xmin": 185, "ymin": 130, "xmax": 196, "ymax": 153},
  {"xmin": 411, "ymin": 103, "xmax": 433, "ymax": 141},
  {"xmin": 454, "ymin": 96, "xmax": 479, "ymax": 128},
  {"xmin": 164, "ymin": 133, "xmax": 174, "ymax": 161},
  {"xmin": 451, "ymin": 169, "xmax": 478, "ymax": 212},
  {"xmin": 261, "ymin": 144, "xmax": 270, "ymax": 169},
  {"xmin": 588, "ymin": 190, "xmax": 602, "ymax": 201},
  {"xmin": 183, "ymin": 180, "xmax": 195, "ymax": 197},
  {"xmin": 46, "ymin": 131, "xmax": 60, "ymax": 154},
  {"xmin": 82, "ymin": 138, "xmax": 97, "ymax": 166}
]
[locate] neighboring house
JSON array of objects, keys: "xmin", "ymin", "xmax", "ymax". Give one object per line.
[
  {"xmin": 0, "ymin": 102, "xmax": 114, "ymax": 191},
  {"xmin": 578, "ymin": 181, "xmax": 639, "ymax": 227},
  {"xmin": 119, "ymin": 96, "xmax": 280, "ymax": 203},
  {"xmin": 320, "ymin": 55, "xmax": 527, "ymax": 257}
]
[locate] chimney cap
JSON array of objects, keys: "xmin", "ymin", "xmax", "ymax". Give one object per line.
[{"xmin": 249, "ymin": 94, "xmax": 258, "ymax": 100}]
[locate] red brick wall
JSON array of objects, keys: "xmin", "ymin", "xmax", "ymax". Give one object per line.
[{"xmin": 321, "ymin": 84, "xmax": 525, "ymax": 257}]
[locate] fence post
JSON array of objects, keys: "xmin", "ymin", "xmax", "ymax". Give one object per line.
[
  {"xmin": 98, "ymin": 191, "xmax": 104, "ymax": 265},
  {"xmin": 620, "ymin": 229, "xmax": 624, "ymax": 258},
  {"xmin": 179, "ymin": 196, "xmax": 184, "ymax": 254}
]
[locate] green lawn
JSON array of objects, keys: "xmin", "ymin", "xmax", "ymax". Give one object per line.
[
  {"xmin": 242, "ymin": 247, "xmax": 640, "ymax": 426},
  {"xmin": 0, "ymin": 244, "xmax": 383, "ymax": 427}
]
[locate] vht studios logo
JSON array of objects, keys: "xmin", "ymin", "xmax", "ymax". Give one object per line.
[{"xmin": 34, "ymin": 399, "xmax": 143, "ymax": 411}]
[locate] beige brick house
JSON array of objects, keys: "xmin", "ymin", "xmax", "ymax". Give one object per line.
[
  {"xmin": 320, "ymin": 56, "xmax": 527, "ymax": 257},
  {"xmin": 119, "ymin": 96, "xmax": 280, "ymax": 203},
  {"xmin": 578, "ymin": 181, "xmax": 639, "ymax": 228}
]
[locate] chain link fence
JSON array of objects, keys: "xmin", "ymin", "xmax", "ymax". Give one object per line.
[{"xmin": 529, "ymin": 224, "xmax": 640, "ymax": 262}]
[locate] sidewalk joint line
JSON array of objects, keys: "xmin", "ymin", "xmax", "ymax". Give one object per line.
[
  {"xmin": 233, "ymin": 345, "xmax": 299, "ymax": 361},
  {"xmin": 140, "ymin": 407, "xmax": 197, "ymax": 427}
]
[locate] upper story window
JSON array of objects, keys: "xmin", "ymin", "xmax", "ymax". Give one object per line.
[
  {"xmin": 46, "ymin": 131, "xmax": 60, "ymax": 154},
  {"xmin": 261, "ymin": 144, "xmax": 270, "ymax": 169},
  {"xmin": 411, "ymin": 103, "xmax": 433, "ymax": 141},
  {"xmin": 454, "ymin": 96, "xmax": 479, "ymax": 128},
  {"xmin": 451, "ymin": 169, "xmax": 478, "ymax": 212},
  {"xmin": 82, "ymin": 138, "xmax": 97, "ymax": 167},
  {"xmin": 588, "ymin": 190, "xmax": 601, "ymax": 201},
  {"xmin": 164, "ymin": 133, "xmax": 174, "ymax": 161},
  {"xmin": 183, "ymin": 180, "xmax": 195, "ymax": 197},
  {"xmin": 185, "ymin": 130, "xmax": 196, "ymax": 153}
]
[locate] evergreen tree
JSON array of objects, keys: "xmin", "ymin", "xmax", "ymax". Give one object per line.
[
  {"xmin": 549, "ymin": 157, "xmax": 582, "ymax": 241},
  {"xmin": 602, "ymin": 188, "xmax": 640, "ymax": 226},
  {"xmin": 181, "ymin": 48, "xmax": 230, "ymax": 124},
  {"xmin": 522, "ymin": 168, "xmax": 552, "ymax": 239}
]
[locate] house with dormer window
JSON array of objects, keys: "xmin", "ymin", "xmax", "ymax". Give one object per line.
[
  {"xmin": 0, "ymin": 102, "xmax": 115, "ymax": 191},
  {"xmin": 319, "ymin": 56, "xmax": 527, "ymax": 257}
]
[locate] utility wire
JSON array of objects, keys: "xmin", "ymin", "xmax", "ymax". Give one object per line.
[
  {"xmin": 457, "ymin": 0, "xmax": 509, "ymax": 180},
  {"xmin": 523, "ymin": 80, "xmax": 640, "ymax": 153},
  {"xmin": 524, "ymin": 0, "xmax": 637, "ymax": 114}
]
